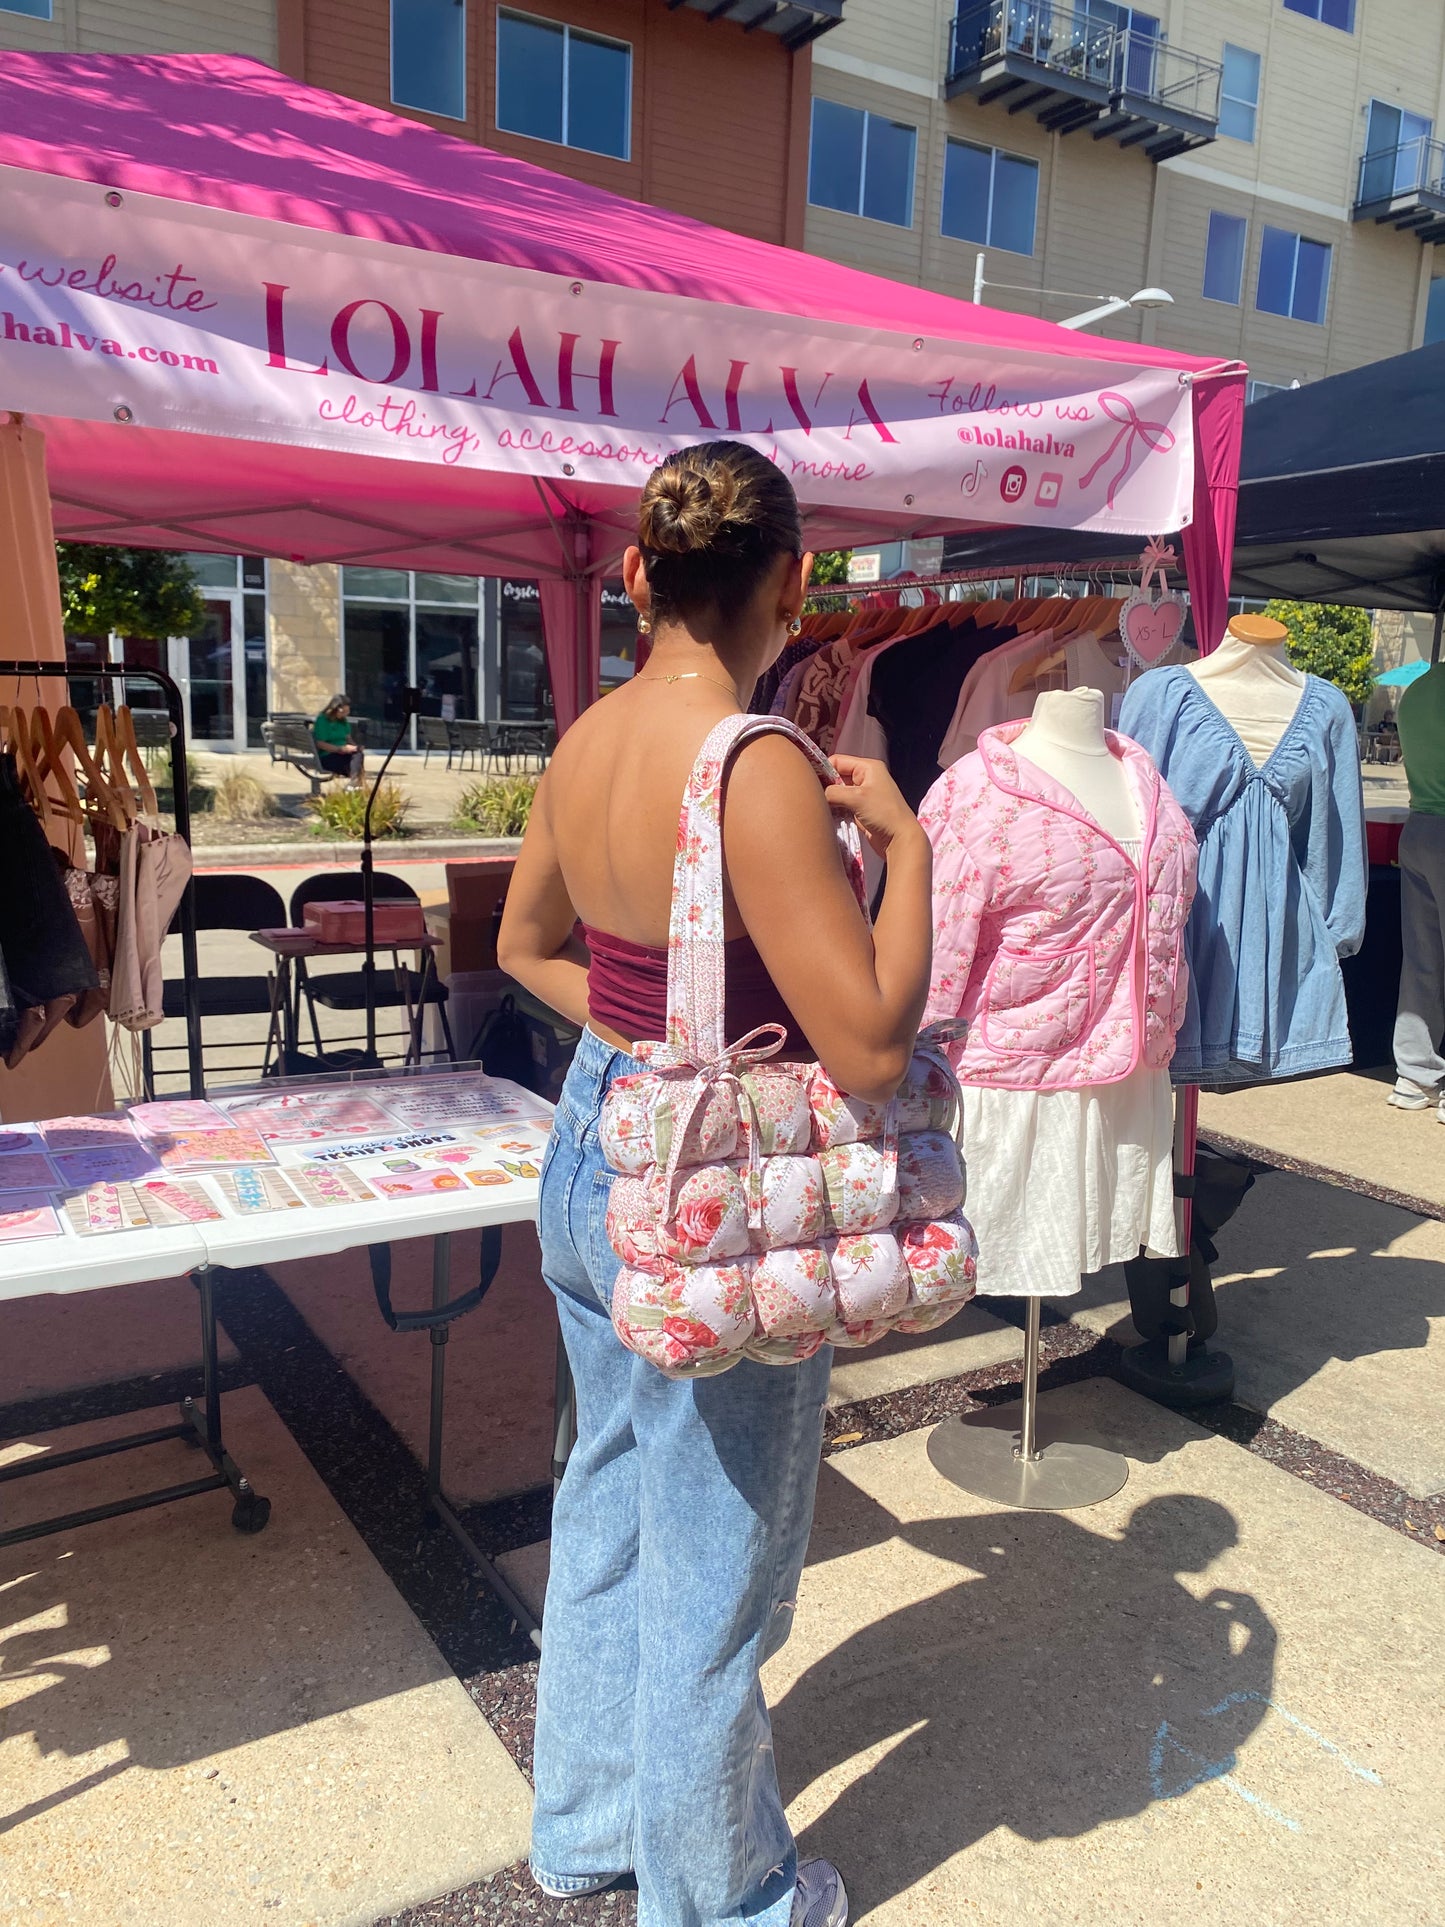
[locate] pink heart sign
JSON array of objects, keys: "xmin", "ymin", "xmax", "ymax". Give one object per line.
[{"xmin": 1119, "ymin": 590, "xmax": 1186, "ymax": 670}]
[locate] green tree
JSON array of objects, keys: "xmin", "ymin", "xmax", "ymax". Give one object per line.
[
  {"xmin": 810, "ymin": 549, "xmax": 851, "ymax": 586},
  {"xmin": 57, "ymin": 544, "xmax": 206, "ymax": 640},
  {"xmin": 1262, "ymin": 599, "xmax": 1376, "ymax": 708}
]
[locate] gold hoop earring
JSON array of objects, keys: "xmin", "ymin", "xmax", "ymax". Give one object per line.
[
  {"xmin": 637, "ymin": 614, "xmax": 652, "ymax": 636},
  {"xmin": 787, "ymin": 616, "xmax": 803, "ymax": 638}
]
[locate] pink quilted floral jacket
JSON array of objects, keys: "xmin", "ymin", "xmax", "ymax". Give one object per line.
[{"xmin": 920, "ymin": 721, "xmax": 1197, "ymax": 1091}]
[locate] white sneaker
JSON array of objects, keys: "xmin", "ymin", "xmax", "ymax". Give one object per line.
[
  {"xmin": 1389, "ymin": 1076, "xmax": 1437, "ymax": 1111},
  {"xmin": 792, "ymin": 1858, "xmax": 849, "ymax": 1927}
]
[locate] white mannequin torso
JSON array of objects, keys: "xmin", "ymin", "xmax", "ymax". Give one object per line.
[
  {"xmin": 1015, "ymin": 688, "xmax": 1141, "ymax": 844},
  {"xmin": 1188, "ymin": 631, "xmax": 1306, "ymax": 766}
]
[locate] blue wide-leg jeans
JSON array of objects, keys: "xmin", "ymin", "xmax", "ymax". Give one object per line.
[{"xmin": 530, "ymin": 1026, "xmax": 831, "ymax": 1927}]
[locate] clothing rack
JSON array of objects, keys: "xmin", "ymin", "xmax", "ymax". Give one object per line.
[
  {"xmin": 804, "ymin": 555, "xmax": 1176, "ymax": 603},
  {"xmin": 0, "ymin": 661, "xmax": 203, "ymax": 1097}
]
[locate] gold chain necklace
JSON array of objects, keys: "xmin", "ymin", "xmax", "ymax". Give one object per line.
[{"xmin": 636, "ymin": 670, "xmax": 739, "ymax": 698}]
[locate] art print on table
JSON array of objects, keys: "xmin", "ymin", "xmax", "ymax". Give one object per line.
[
  {"xmin": 369, "ymin": 1168, "xmax": 468, "ymax": 1199},
  {"xmin": 138, "ymin": 1179, "xmax": 224, "ymax": 1226},
  {"xmin": 0, "ymin": 1151, "xmax": 58, "ymax": 1191},
  {"xmin": 145, "ymin": 1128, "xmax": 275, "ymax": 1172},
  {"xmin": 215, "ymin": 1167, "xmax": 306, "ymax": 1214},
  {"xmin": 50, "ymin": 1144, "xmax": 159, "ymax": 1187},
  {"xmin": 380, "ymin": 1077, "xmax": 543, "ymax": 1130},
  {"xmin": 285, "ymin": 1129, "xmax": 462, "ymax": 1167},
  {"xmin": 41, "ymin": 1114, "xmax": 142, "ymax": 1154},
  {"xmin": 214, "ymin": 1091, "xmax": 397, "ymax": 1141},
  {"xmin": 60, "ymin": 1181, "xmax": 153, "ymax": 1236},
  {"xmin": 128, "ymin": 1099, "xmax": 232, "ymax": 1136},
  {"xmin": 471, "ymin": 1118, "xmax": 554, "ymax": 1144},
  {"xmin": 0, "ymin": 1192, "xmax": 63, "ymax": 1242},
  {"xmin": 0, "ymin": 1129, "xmax": 46, "ymax": 1157},
  {"xmin": 287, "ymin": 1163, "xmax": 378, "ymax": 1208}
]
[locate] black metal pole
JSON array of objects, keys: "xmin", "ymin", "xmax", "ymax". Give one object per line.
[
  {"xmin": 361, "ymin": 686, "xmax": 420, "ymax": 1065},
  {"xmin": 0, "ymin": 661, "xmax": 202, "ymax": 1096}
]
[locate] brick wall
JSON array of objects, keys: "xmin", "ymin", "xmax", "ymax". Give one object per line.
[{"xmin": 289, "ymin": 0, "xmax": 804, "ymax": 247}]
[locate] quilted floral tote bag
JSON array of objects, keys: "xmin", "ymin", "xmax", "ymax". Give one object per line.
[{"xmin": 599, "ymin": 711, "xmax": 978, "ymax": 1379}]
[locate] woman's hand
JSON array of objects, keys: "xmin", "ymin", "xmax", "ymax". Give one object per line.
[{"xmin": 825, "ymin": 755, "xmax": 925, "ymax": 860}]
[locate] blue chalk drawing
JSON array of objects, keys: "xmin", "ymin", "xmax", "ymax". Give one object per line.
[{"xmin": 1150, "ymin": 1691, "xmax": 1382, "ymax": 1832}]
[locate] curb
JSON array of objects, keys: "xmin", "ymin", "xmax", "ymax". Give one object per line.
[{"xmin": 195, "ymin": 835, "xmax": 524, "ymax": 870}]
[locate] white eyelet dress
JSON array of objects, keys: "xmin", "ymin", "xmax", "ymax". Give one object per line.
[{"xmin": 957, "ymin": 842, "xmax": 1180, "ymax": 1299}]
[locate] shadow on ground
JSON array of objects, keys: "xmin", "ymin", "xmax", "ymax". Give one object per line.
[{"xmin": 776, "ymin": 1476, "xmax": 1275, "ymax": 1917}]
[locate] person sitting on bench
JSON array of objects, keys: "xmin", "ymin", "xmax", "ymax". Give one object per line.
[{"xmin": 313, "ymin": 695, "xmax": 364, "ymax": 780}]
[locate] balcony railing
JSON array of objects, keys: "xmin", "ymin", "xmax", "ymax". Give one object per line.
[
  {"xmin": 948, "ymin": 1, "xmax": 1221, "ymax": 158},
  {"xmin": 1357, "ymin": 137, "xmax": 1445, "ymax": 207}
]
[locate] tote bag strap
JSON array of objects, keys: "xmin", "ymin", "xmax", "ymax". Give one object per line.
[{"xmin": 659, "ymin": 712, "xmax": 867, "ymax": 1067}]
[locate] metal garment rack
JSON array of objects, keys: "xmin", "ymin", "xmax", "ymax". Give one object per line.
[
  {"xmin": 0, "ymin": 659, "xmax": 204, "ymax": 1095},
  {"xmin": 0, "ymin": 662, "xmax": 260, "ymax": 1549}
]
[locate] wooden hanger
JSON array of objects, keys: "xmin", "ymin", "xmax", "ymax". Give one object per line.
[
  {"xmin": 3, "ymin": 705, "xmax": 49, "ymax": 824},
  {"xmin": 54, "ymin": 705, "xmax": 130, "ymax": 831},
  {"xmin": 93, "ymin": 705, "xmax": 139, "ymax": 820},
  {"xmin": 27, "ymin": 705, "xmax": 85, "ymax": 824},
  {"xmin": 115, "ymin": 707, "xmax": 159, "ymax": 816}
]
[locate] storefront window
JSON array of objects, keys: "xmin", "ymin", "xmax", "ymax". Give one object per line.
[
  {"xmin": 342, "ymin": 568, "xmax": 482, "ymax": 736},
  {"xmin": 499, "ymin": 581, "xmax": 552, "ymax": 720}
]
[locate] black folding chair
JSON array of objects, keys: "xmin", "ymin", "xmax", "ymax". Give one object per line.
[
  {"xmin": 288, "ymin": 870, "xmax": 456, "ymax": 1065},
  {"xmin": 141, "ymin": 873, "xmax": 288, "ymax": 1094}
]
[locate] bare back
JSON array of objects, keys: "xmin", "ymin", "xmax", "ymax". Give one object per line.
[{"xmin": 545, "ymin": 679, "xmax": 744, "ymax": 944}]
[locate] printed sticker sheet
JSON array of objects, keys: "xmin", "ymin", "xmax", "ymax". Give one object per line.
[{"xmin": 0, "ymin": 1074, "xmax": 551, "ymax": 1247}]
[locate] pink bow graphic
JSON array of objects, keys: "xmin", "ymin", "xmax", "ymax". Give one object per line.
[{"xmin": 1078, "ymin": 392, "xmax": 1177, "ymax": 509}]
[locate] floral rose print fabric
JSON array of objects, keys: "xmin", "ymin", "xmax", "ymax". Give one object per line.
[{"xmin": 600, "ymin": 712, "xmax": 978, "ymax": 1378}]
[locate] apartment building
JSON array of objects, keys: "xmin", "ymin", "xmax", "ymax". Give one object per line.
[
  {"xmin": 805, "ymin": 0, "xmax": 1445, "ymax": 391},
  {"xmin": 6, "ymin": 0, "xmax": 1439, "ymax": 731},
  {"xmin": 0, "ymin": 0, "xmax": 834, "ymax": 743}
]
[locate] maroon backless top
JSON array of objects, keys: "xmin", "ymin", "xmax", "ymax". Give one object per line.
[{"xmin": 580, "ymin": 924, "xmax": 810, "ymax": 1054}]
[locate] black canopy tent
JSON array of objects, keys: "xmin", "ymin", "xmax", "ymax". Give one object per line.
[{"xmin": 938, "ymin": 341, "xmax": 1445, "ymax": 650}]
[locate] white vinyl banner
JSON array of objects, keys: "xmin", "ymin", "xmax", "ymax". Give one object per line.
[{"xmin": 0, "ymin": 167, "xmax": 1197, "ymax": 534}]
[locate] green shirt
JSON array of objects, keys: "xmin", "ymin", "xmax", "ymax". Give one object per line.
[
  {"xmin": 1398, "ymin": 665, "xmax": 1445, "ymax": 817},
  {"xmin": 314, "ymin": 713, "xmax": 351, "ymax": 747}
]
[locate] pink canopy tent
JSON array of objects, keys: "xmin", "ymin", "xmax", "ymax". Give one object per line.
[{"xmin": 0, "ymin": 53, "xmax": 1245, "ymax": 728}]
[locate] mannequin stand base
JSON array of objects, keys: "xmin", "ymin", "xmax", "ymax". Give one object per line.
[
  {"xmin": 927, "ymin": 1405, "xmax": 1130, "ymax": 1511},
  {"xmin": 1118, "ymin": 1339, "xmax": 1235, "ymax": 1408}
]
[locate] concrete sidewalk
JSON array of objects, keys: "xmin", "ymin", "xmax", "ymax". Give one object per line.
[{"xmin": 1, "ymin": 1057, "xmax": 1442, "ymax": 1925}]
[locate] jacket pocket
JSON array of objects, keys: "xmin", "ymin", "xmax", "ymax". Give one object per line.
[{"xmin": 979, "ymin": 944, "xmax": 1095, "ymax": 1057}]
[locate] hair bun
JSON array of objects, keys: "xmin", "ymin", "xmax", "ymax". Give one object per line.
[{"xmin": 639, "ymin": 458, "xmax": 744, "ymax": 554}]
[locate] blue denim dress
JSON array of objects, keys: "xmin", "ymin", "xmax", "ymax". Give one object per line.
[
  {"xmin": 531, "ymin": 1025, "xmax": 832, "ymax": 1927},
  {"xmin": 1119, "ymin": 668, "xmax": 1367, "ymax": 1082}
]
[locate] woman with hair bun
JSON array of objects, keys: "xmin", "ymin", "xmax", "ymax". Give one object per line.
[{"xmin": 499, "ymin": 441, "xmax": 932, "ymax": 1927}]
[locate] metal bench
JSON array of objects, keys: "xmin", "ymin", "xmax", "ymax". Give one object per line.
[{"xmin": 264, "ymin": 715, "xmax": 348, "ymax": 795}]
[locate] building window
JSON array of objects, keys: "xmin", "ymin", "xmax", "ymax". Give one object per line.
[
  {"xmin": 1282, "ymin": 0, "xmax": 1354, "ymax": 31},
  {"xmin": 808, "ymin": 100, "xmax": 916, "ymax": 228},
  {"xmin": 1, "ymin": 0, "xmax": 53, "ymax": 14},
  {"xmin": 1219, "ymin": 45, "xmax": 1260, "ymax": 142},
  {"xmin": 391, "ymin": 0, "xmax": 466, "ymax": 122},
  {"xmin": 1246, "ymin": 378, "xmax": 1295, "ymax": 403},
  {"xmin": 496, "ymin": 11, "xmax": 631, "ymax": 160},
  {"xmin": 1256, "ymin": 226, "xmax": 1332, "ymax": 325},
  {"xmin": 1426, "ymin": 279, "xmax": 1445, "ymax": 347},
  {"xmin": 941, "ymin": 139, "xmax": 1038, "ymax": 255},
  {"xmin": 342, "ymin": 568, "xmax": 482, "ymax": 737},
  {"xmin": 497, "ymin": 581, "xmax": 552, "ymax": 721},
  {"xmin": 1202, "ymin": 211, "xmax": 1247, "ymax": 305},
  {"xmin": 1360, "ymin": 101, "xmax": 1434, "ymax": 202}
]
